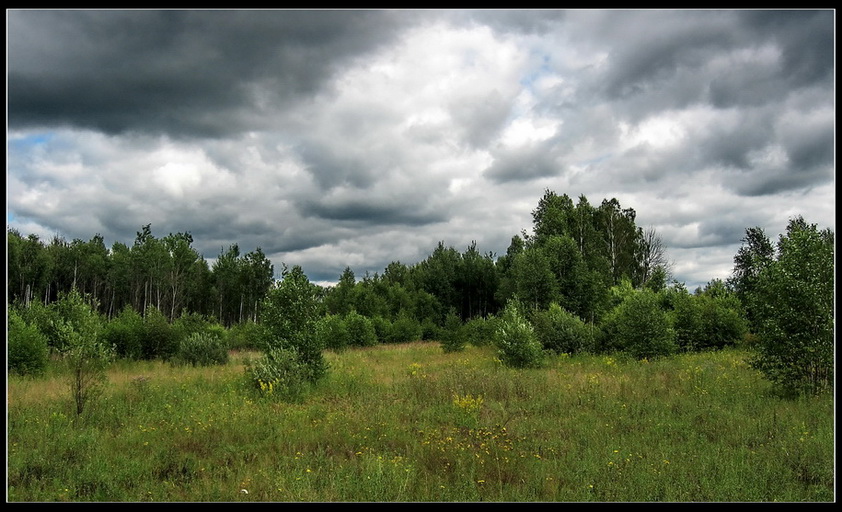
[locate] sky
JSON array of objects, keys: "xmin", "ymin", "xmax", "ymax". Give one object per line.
[{"xmin": 6, "ymin": 9, "xmax": 836, "ymax": 289}]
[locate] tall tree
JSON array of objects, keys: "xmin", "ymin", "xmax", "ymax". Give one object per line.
[
  {"xmin": 595, "ymin": 198, "xmax": 640, "ymax": 285},
  {"xmin": 749, "ymin": 217, "xmax": 834, "ymax": 396},
  {"xmin": 728, "ymin": 226, "xmax": 775, "ymax": 332},
  {"xmin": 212, "ymin": 244, "xmax": 242, "ymax": 326}
]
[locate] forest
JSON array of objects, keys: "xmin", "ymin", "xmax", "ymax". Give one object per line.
[{"xmin": 7, "ymin": 188, "xmax": 835, "ymax": 398}]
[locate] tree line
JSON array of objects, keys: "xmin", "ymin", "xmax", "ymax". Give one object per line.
[
  {"xmin": 8, "ymin": 188, "xmax": 834, "ymax": 398},
  {"xmin": 7, "ymin": 224, "xmax": 274, "ymax": 326},
  {"xmin": 7, "ymin": 191, "xmax": 669, "ymax": 329}
]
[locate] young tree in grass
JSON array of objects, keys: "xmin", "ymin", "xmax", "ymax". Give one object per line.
[
  {"xmin": 259, "ymin": 264, "xmax": 327, "ymax": 383},
  {"xmin": 749, "ymin": 217, "xmax": 834, "ymax": 396},
  {"xmin": 53, "ymin": 289, "xmax": 114, "ymax": 416}
]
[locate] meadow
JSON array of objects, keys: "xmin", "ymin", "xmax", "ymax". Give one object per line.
[{"xmin": 7, "ymin": 342, "xmax": 835, "ymax": 502}]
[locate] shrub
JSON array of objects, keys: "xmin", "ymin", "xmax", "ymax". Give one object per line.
[
  {"xmin": 389, "ymin": 312, "xmax": 422, "ymax": 343},
  {"xmin": 463, "ymin": 315, "xmax": 499, "ymax": 347},
  {"xmin": 52, "ymin": 290, "xmax": 114, "ymax": 415},
  {"xmin": 101, "ymin": 306, "xmax": 145, "ymax": 359},
  {"xmin": 440, "ymin": 311, "xmax": 467, "ymax": 353},
  {"xmin": 261, "ymin": 265, "xmax": 328, "ymax": 384},
  {"xmin": 494, "ymin": 300, "xmax": 544, "ymax": 368},
  {"xmin": 142, "ymin": 306, "xmax": 178, "ymax": 360},
  {"xmin": 245, "ymin": 346, "xmax": 310, "ymax": 402},
  {"xmin": 600, "ymin": 289, "xmax": 676, "ymax": 360},
  {"xmin": 370, "ymin": 315, "xmax": 392, "ymax": 344},
  {"xmin": 172, "ymin": 331, "xmax": 230, "ymax": 367},
  {"xmin": 8, "ymin": 308, "xmax": 49, "ymax": 376},
  {"xmin": 226, "ymin": 320, "xmax": 271, "ymax": 351},
  {"xmin": 532, "ymin": 303, "xmax": 594, "ymax": 355},
  {"xmin": 315, "ymin": 314, "xmax": 350, "ymax": 352},
  {"xmin": 15, "ymin": 301, "xmax": 61, "ymax": 351},
  {"xmin": 344, "ymin": 311, "xmax": 378, "ymax": 347},
  {"xmin": 420, "ymin": 318, "xmax": 441, "ymax": 341}
]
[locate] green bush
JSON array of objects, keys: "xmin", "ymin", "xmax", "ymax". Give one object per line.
[
  {"xmin": 245, "ymin": 346, "xmax": 310, "ymax": 402},
  {"xmin": 532, "ymin": 303, "xmax": 595, "ymax": 355},
  {"xmin": 344, "ymin": 311, "xmax": 378, "ymax": 347},
  {"xmin": 494, "ymin": 300, "xmax": 544, "ymax": 368},
  {"xmin": 420, "ymin": 318, "xmax": 441, "ymax": 341},
  {"xmin": 8, "ymin": 308, "xmax": 49, "ymax": 376},
  {"xmin": 600, "ymin": 289, "xmax": 676, "ymax": 360},
  {"xmin": 15, "ymin": 301, "xmax": 61, "ymax": 351},
  {"xmin": 370, "ymin": 315, "xmax": 392, "ymax": 344},
  {"xmin": 172, "ymin": 331, "xmax": 230, "ymax": 367},
  {"xmin": 142, "ymin": 307, "xmax": 177, "ymax": 360},
  {"xmin": 463, "ymin": 315, "xmax": 499, "ymax": 347},
  {"xmin": 172, "ymin": 312, "xmax": 225, "ymax": 345},
  {"xmin": 440, "ymin": 311, "xmax": 467, "ymax": 353},
  {"xmin": 101, "ymin": 306, "xmax": 145, "ymax": 359},
  {"xmin": 226, "ymin": 320, "xmax": 271, "ymax": 351},
  {"xmin": 389, "ymin": 313, "xmax": 422, "ymax": 343},
  {"xmin": 52, "ymin": 290, "xmax": 114, "ymax": 415},
  {"xmin": 316, "ymin": 314, "xmax": 350, "ymax": 352}
]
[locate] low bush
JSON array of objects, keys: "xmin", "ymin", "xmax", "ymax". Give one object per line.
[
  {"xmin": 440, "ymin": 311, "xmax": 467, "ymax": 353},
  {"xmin": 600, "ymin": 289, "xmax": 676, "ymax": 360},
  {"xmin": 171, "ymin": 331, "xmax": 230, "ymax": 367},
  {"xmin": 494, "ymin": 300, "xmax": 544, "ymax": 368},
  {"xmin": 245, "ymin": 346, "xmax": 311, "ymax": 401},
  {"xmin": 8, "ymin": 308, "xmax": 49, "ymax": 376},
  {"xmin": 345, "ymin": 311, "xmax": 378, "ymax": 347},
  {"xmin": 316, "ymin": 314, "xmax": 351, "ymax": 352},
  {"xmin": 532, "ymin": 303, "xmax": 595, "ymax": 355}
]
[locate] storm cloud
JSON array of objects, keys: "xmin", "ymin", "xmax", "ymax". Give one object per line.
[{"xmin": 7, "ymin": 9, "xmax": 835, "ymax": 287}]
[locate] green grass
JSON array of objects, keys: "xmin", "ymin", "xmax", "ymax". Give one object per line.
[{"xmin": 7, "ymin": 343, "xmax": 835, "ymax": 502}]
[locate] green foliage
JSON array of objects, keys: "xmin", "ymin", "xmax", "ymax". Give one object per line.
[
  {"xmin": 532, "ymin": 303, "xmax": 595, "ymax": 355},
  {"xmin": 315, "ymin": 314, "xmax": 351, "ymax": 352},
  {"xmin": 669, "ymin": 287, "xmax": 748, "ymax": 352},
  {"xmin": 8, "ymin": 308, "xmax": 49, "ymax": 376},
  {"xmin": 171, "ymin": 331, "xmax": 230, "ymax": 367},
  {"xmin": 748, "ymin": 218, "xmax": 834, "ymax": 397},
  {"xmin": 142, "ymin": 306, "xmax": 178, "ymax": 360},
  {"xmin": 462, "ymin": 315, "xmax": 499, "ymax": 347},
  {"xmin": 419, "ymin": 318, "xmax": 441, "ymax": 341},
  {"xmin": 226, "ymin": 320, "xmax": 271, "ymax": 351},
  {"xmin": 14, "ymin": 301, "xmax": 61, "ymax": 350},
  {"xmin": 494, "ymin": 299, "xmax": 544, "ymax": 368},
  {"xmin": 52, "ymin": 290, "xmax": 114, "ymax": 415},
  {"xmin": 440, "ymin": 310, "xmax": 467, "ymax": 353},
  {"xmin": 344, "ymin": 310, "xmax": 378, "ymax": 347},
  {"xmin": 600, "ymin": 289, "xmax": 676, "ymax": 360},
  {"xmin": 370, "ymin": 315, "xmax": 392, "ymax": 344},
  {"xmin": 101, "ymin": 306, "xmax": 145, "ymax": 359},
  {"xmin": 261, "ymin": 265, "xmax": 328, "ymax": 383},
  {"xmin": 245, "ymin": 346, "xmax": 311, "ymax": 402},
  {"xmin": 389, "ymin": 312, "xmax": 422, "ymax": 343}
]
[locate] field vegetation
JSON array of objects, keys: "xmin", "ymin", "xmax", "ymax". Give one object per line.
[{"xmin": 8, "ymin": 343, "xmax": 834, "ymax": 502}]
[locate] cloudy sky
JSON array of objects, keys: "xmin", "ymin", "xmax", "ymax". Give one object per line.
[{"xmin": 6, "ymin": 9, "xmax": 836, "ymax": 288}]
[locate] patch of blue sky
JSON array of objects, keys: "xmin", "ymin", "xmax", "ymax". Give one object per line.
[{"xmin": 8, "ymin": 131, "xmax": 55, "ymax": 151}]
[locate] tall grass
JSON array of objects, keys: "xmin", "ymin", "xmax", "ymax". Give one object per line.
[{"xmin": 7, "ymin": 343, "xmax": 834, "ymax": 502}]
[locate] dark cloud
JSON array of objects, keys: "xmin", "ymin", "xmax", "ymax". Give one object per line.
[
  {"xmin": 7, "ymin": 10, "xmax": 411, "ymax": 138},
  {"xmin": 483, "ymin": 141, "xmax": 561, "ymax": 183}
]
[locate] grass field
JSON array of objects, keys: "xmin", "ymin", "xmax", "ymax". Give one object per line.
[{"xmin": 7, "ymin": 342, "xmax": 835, "ymax": 502}]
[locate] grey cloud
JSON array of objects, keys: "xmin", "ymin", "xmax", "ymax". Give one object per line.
[
  {"xmin": 449, "ymin": 89, "xmax": 514, "ymax": 148},
  {"xmin": 297, "ymin": 193, "xmax": 448, "ymax": 227},
  {"xmin": 7, "ymin": 10, "xmax": 412, "ymax": 138},
  {"xmin": 483, "ymin": 142, "xmax": 561, "ymax": 183}
]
